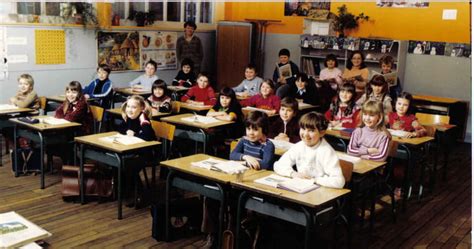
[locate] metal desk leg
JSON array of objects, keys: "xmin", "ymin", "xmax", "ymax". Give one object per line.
[
  {"xmin": 38, "ymin": 132, "xmax": 45, "ymax": 189},
  {"xmin": 117, "ymin": 154, "xmax": 123, "ymax": 220},
  {"xmin": 13, "ymin": 125, "xmax": 18, "ymax": 177},
  {"xmin": 199, "ymin": 129, "xmax": 207, "ymax": 154},
  {"xmin": 401, "ymin": 144, "xmax": 412, "ymax": 212},
  {"xmin": 235, "ymin": 191, "xmax": 248, "ymax": 249},
  {"xmin": 79, "ymin": 144, "xmax": 85, "ymax": 204},
  {"xmin": 165, "ymin": 170, "xmax": 174, "ymax": 242}
]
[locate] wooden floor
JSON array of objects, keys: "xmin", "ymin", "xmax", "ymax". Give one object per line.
[{"xmin": 0, "ymin": 142, "xmax": 471, "ymax": 248}]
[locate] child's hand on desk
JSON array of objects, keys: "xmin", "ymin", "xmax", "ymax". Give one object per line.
[
  {"xmin": 242, "ymin": 155, "xmax": 260, "ymax": 170},
  {"xmin": 291, "ymin": 171, "xmax": 311, "ymax": 180},
  {"xmin": 126, "ymin": 130, "xmax": 135, "ymax": 136},
  {"xmin": 367, "ymin": 148, "xmax": 379, "ymax": 155},
  {"xmin": 404, "ymin": 132, "xmax": 418, "ymax": 138},
  {"xmin": 275, "ymin": 133, "xmax": 289, "ymax": 142}
]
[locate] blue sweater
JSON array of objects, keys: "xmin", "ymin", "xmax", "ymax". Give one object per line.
[
  {"xmin": 230, "ymin": 138, "xmax": 275, "ymax": 170},
  {"xmin": 83, "ymin": 78, "xmax": 113, "ymax": 99}
]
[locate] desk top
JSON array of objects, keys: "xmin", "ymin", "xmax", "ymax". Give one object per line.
[
  {"xmin": 298, "ymin": 102, "xmax": 318, "ymax": 111},
  {"xmin": 413, "ymin": 95, "xmax": 460, "ymax": 104},
  {"xmin": 0, "ymin": 107, "xmax": 34, "ymax": 116},
  {"xmin": 241, "ymin": 107, "xmax": 278, "ymax": 117},
  {"xmin": 231, "ymin": 170, "xmax": 350, "ymax": 208},
  {"xmin": 161, "ymin": 113, "xmax": 234, "ymax": 129},
  {"xmin": 335, "ymin": 151, "xmax": 386, "ymax": 174},
  {"xmin": 179, "ymin": 102, "xmax": 213, "ymax": 112},
  {"xmin": 106, "ymin": 108, "xmax": 171, "ymax": 119},
  {"xmin": 160, "ymin": 154, "xmax": 262, "ymax": 184},
  {"xmin": 325, "ymin": 128, "xmax": 434, "ymax": 146},
  {"xmin": 75, "ymin": 131, "xmax": 160, "ymax": 153},
  {"xmin": 167, "ymin": 86, "xmax": 190, "ymax": 92},
  {"xmin": 9, "ymin": 115, "xmax": 81, "ymax": 131},
  {"xmin": 114, "ymin": 87, "xmax": 151, "ymax": 96}
]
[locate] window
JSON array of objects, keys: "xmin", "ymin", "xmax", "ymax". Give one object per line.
[
  {"xmin": 17, "ymin": 2, "xmax": 41, "ymax": 15},
  {"xmin": 111, "ymin": 1, "xmax": 213, "ymax": 25},
  {"xmin": 45, "ymin": 2, "xmax": 60, "ymax": 16}
]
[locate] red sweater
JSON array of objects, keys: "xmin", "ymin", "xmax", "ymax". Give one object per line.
[
  {"xmin": 325, "ymin": 105, "xmax": 360, "ymax": 128},
  {"xmin": 388, "ymin": 112, "xmax": 427, "ymax": 137},
  {"xmin": 55, "ymin": 96, "xmax": 93, "ymax": 134},
  {"xmin": 240, "ymin": 94, "xmax": 281, "ymax": 112},
  {"xmin": 181, "ymin": 85, "xmax": 216, "ymax": 105}
]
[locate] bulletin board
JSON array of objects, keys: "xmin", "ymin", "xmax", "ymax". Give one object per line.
[{"xmin": 35, "ymin": 30, "xmax": 65, "ymax": 64}]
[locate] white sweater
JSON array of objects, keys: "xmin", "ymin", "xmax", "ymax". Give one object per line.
[{"xmin": 274, "ymin": 138, "xmax": 345, "ymax": 189}]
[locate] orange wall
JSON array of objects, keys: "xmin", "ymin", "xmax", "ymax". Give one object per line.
[{"xmin": 223, "ymin": 2, "xmax": 470, "ymax": 43}]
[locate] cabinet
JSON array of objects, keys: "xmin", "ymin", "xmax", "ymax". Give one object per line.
[
  {"xmin": 299, "ymin": 35, "xmax": 408, "ymax": 85},
  {"xmin": 216, "ymin": 21, "xmax": 254, "ymax": 89}
]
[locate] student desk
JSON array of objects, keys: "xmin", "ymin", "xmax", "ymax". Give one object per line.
[
  {"xmin": 106, "ymin": 108, "xmax": 171, "ymax": 129},
  {"xmin": 74, "ymin": 131, "xmax": 160, "ymax": 219},
  {"xmin": 159, "ymin": 154, "xmax": 261, "ymax": 248},
  {"xmin": 232, "ymin": 170, "xmax": 350, "ymax": 249},
  {"xmin": 160, "ymin": 113, "xmax": 234, "ymax": 153},
  {"xmin": 9, "ymin": 116, "xmax": 81, "ymax": 189},
  {"xmin": 44, "ymin": 95, "xmax": 97, "ymax": 113},
  {"xmin": 112, "ymin": 87, "xmax": 151, "ymax": 107},
  {"xmin": 0, "ymin": 107, "xmax": 35, "ymax": 166},
  {"xmin": 178, "ymin": 101, "xmax": 213, "ymax": 114},
  {"xmin": 298, "ymin": 102, "xmax": 319, "ymax": 113},
  {"xmin": 167, "ymin": 86, "xmax": 189, "ymax": 101},
  {"xmin": 241, "ymin": 107, "xmax": 278, "ymax": 119}
]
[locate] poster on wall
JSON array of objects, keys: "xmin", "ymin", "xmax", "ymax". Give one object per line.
[
  {"xmin": 376, "ymin": 0, "xmax": 429, "ymax": 8},
  {"xmin": 97, "ymin": 31, "xmax": 140, "ymax": 71},
  {"xmin": 139, "ymin": 31, "xmax": 177, "ymax": 70},
  {"xmin": 409, "ymin": 40, "xmax": 446, "ymax": 56},
  {"xmin": 444, "ymin": 43, "xmax": 471, "ymax": 58},
  {"xmin": 284, "ymin": 0, "xmax": 330, "ymax": 20}
]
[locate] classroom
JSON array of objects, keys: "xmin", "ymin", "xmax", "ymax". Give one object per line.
[{"xmin": 0, "ymin": 1, "xmax": 471, "ymax": 248}]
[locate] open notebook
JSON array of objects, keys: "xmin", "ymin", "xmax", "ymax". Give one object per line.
[
  {"xmin": 191, "ymin": 158, "xmax": 248, "ymax": 175},
  {"xmin": 0, "ymin": 211, "xmax": 51, "ymax": 248},
  {"xmin": 39, "ymin": 117, "xmax": 70, "ymax": 125},
  {"xmin": 388, "ymin": 129, "xmax": 411, "ymax": 138},
  {"xmin": 0, "ymin": 104, "xmax": 18, "ymax": 111},
  {"xmin": 99, "ymin": 134, "xmax": 145, "ymax": 145},
  {"xmin": 254, "ymin": 174, "xmax": 320, "ymax": 194},
  {"xmin": 181, "ymin": 115, "xmax": 219, "ymax": 124}
]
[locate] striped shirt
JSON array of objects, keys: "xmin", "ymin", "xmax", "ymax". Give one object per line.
[
  {"xmin": 347, "ymin": 126, "xmax": 390, "ymax": 161},
  {"xmin": 230, "ymin": 138, "xmax": 275, "ymax": 170}
]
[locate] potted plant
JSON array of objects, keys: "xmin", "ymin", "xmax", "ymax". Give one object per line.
[
  {"xmin": 329, "ymin": 5, "xmax": 369, "ymax": 37},
  {"xmin": 61, "ymin": 2, "xmax": 98, "ymax": 27},
  {"xmin": 128, "ymin": 10, "xmax": 156, "ymax": 27}
]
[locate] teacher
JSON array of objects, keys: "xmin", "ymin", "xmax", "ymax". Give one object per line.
[{"xmin": 177, "ymin": 21, "xmax": 203, "ymax": 74}]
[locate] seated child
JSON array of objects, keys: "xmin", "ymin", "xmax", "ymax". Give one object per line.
[
  {"xmin": 292, "ymin": 72, "xmax": 318, "ymax": 106},
  {"xmin": 268, "ymin": 97, "xmax": 301, "ymax": 143},
  {"xmin": 129, "ymin": 60, "xmax": 159, "ymax": 89},
  {"xmin": 207, "ymin": 87, "xmax": 244, "ymax": 139},
  {"xmin": 388, "ymin": 92, "xmax": 426, "ymax": 138},
  {"xmin": 272, "ymin": 48, "xmax": 300, "ymax": 99},
  {"xmin": 232, "ymin": 64, "xmax": 263, "ymax": 97},
  {"xmin": 10, "ymin": 74, "xmax": 40, "ymax": 113},
  {"xmin": 319, "ymin": 54, "xmax": 343, "ymax": 90},
  {"xmin": 230, "ymin": 111, "xmax": 275, "ymax": 170},
  {"xmin": 274, "ymin": 112, "xmax": 345, "ymax": 188},
  {"xmin": 379, "ymin": 55, "xmax": 402, "ymax": 102},
  {"xmin": 147, "ymin": 80, "xmax": 172, "ymax": 114},
  {"xmin": 181, "ymin": 72, "xmax": 217, "ymax": 106},
  {"xmin": 240, "ymin": 79, "xmax": 281, "ymax": 115},
  {"xmin": 325, "ymin": 83, "xmax": 360, "ymax": 129},
  {"xmin": 347, "ymin": 100, "xmax": 391, "ymax": 161},
  {"xmin": 356, "ymin": 75, "xmax": 393, "ymax": 117},
  {"xmin": 55, "ymin": 81, "xmax": 93, "ymax": 135},
  {"xmin": 172, "ymin": 58, "xmax": 196, "ymax": 88},
  {"xmin": 119, "ymin": 95, "xmax": 156, "ymax": 141},
  {"xmin": 83, "ymin": 64, "xmax": 113, "ymax": 108}
]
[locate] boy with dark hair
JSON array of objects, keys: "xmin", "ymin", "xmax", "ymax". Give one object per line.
[
  {"xmin": 273, "ymin": 48, "xmax": 300, "ymax": 99},
  {"xmin": 233, "ymin": 64, "xmax": 263, "ymax": 97}
]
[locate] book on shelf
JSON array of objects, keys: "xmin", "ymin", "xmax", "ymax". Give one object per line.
[
  {"xmin": 98, "ymin": 134, "xmax": 145, "ymax": 145},
  {"xmin": 191, "ymin": 158, "xmax": 248, "ymax": 175},
  {"xmin": 0, "ymin": 211, "xmax": 51, "ymax": 249},
  {"xmin": 254, "ymin": 174, "xmax": 320, "ymax": 194},
  {"xmin": 277, "ymin": 63, "xmax": 293, "ymax": 80},
  {"xmin": 370, "ymin": 71, "xmax": 398, "ymax": 87}
]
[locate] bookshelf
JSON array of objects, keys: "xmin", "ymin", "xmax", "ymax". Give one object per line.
[{"xmin": 299, "ymin": 35, "xmax": 408, "ymax": 84}]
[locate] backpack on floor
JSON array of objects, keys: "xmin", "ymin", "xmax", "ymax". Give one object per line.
[{"xmin": 11, "ymin": 138, "xmax": 41, "ymax": 175}]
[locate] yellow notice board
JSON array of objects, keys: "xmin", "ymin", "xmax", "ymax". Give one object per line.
[{"xmin": 35, "ymin": 30, "xmax": 65, "ymax": 64}]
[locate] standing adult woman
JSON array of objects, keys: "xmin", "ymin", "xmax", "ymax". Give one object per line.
[{"xmin": 176, "ymin": 21, "xmax": 203, "ymax": 73}]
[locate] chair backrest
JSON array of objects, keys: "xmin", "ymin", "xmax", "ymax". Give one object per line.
[
  {"xmin": 230, "ymin": 139, "xmax": 239, "ymax": 153},
  {"xmin": 415, "ymin": 113, "xmax": 450, "ymax": 125},
  {"xmin": 89, "ymin": 105, "xmax": 104, "ymax": 133},
  {"xmin": 424, "ymin": 125, "xmax": 437, "ymax": 137},
  {"xmin": 387, "ymin": 140, "xmax": 399, "ymax": 158},
  {"xmin": 151, "ymin": 120, "xmax": 176, "ymax": 142},
  {"xmin": 339, "ymin": 160, "xmax": 354, "ymax": 184},
  {"xmin": 39, "ymin": 96, "xmax": 47, "ymax": 114},
  {"xmin": 171, "ymin": 101, "xmax": 181, "ymax": 114}
]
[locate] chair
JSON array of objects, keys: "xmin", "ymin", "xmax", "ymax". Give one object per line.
[
  {"xmin": 171, "ymin": 101, "xmax": 181, "ymax": 114},
  {"xmin": 39, "ymin": 96, "xmax": 47, "ymax": 115},
  {"xmin": 151, "ymin": 120, "xmax": 176, "ymax": 182},
  {"xmin": 89, "ymin": 105, "xmax": 105, "ymax": 133},
  {"xmin": 415, "ymin": 113, "xmax": 450, "ymax": 125}
]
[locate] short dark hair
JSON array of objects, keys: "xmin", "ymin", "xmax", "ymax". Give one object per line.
[
  {"xmin": 245, "ymin": 64, "xmax": 257, "ymax": 72},
  {"xmin": 346, "ymin": 51, "xmax": 367, "ymax": 70},
  {"xmin": 181, "ymin": 58, "xmax": 194, "ymax": 69},
  {"xmin": 151, "ymin": 79, "xmax": 168, "ymax": 96},
  {"xmin": 324, "ymin": 54, "xmax": 339, "ymax": 67},
  {"xmin": 280, "ymin": 97, "xmax": 299, "ymax": 114},
  {"xmin": 299, "ymin": 111, "xmax": 328, "ymax": 132},
  {"xmin": 295, "ymin": 72, "xmax": 309, "ymax": 85},
  {"xmin": 98, "ymin": 64, "xmax": 111, "ymax": 74},
  {"xmin": 379, "ymin": 55, "xmax": 394, "ymax": 66},
  {"xmin": 184, "ymin": 20, "xmax": 197, "ymax": 30},
  {"xmin": 245, "ymin": 111, "xmax": 270, "ymax": 135},
  {"xmin": 396, "ymin": 91, "xmax": 415, "ymax": 115},
  {"xmin": 146, "ymin": 60, "xmax": 158, "ymax": 70},
  {"xmin": 278, "ymin": 48, "xmax": 290, "ymax": 57}
]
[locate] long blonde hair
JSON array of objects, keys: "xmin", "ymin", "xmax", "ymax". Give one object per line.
[
  {"xmin": 359, "ymin": 100, "xmax": 390, "ymax": 136},
  {"xmin": 120, "ymin": 95, "xmax": 152, "ymax": 121}
]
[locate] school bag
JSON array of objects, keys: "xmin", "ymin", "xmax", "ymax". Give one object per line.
[
  {"xmin": 61, "ymin": 164, "xmax": 114, "ymax": 201},
  {"xmin": 10, "ymin": 137, "xmax": 41, "ymax": 175}
]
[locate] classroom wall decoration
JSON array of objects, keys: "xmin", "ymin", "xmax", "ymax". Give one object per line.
[
  {"xmin": 444, "ymin": 43, "xmax": 471, "ymax": 58},
  {"xmin": 284, "ymin": 0, "xmax": 330, "ymax": 19},
  {"xmin": 139, "ymin": 31, "xmax": 177, "ymax": 70},
  {"xmin": 97, "ymin": 31, "xmax": 140, "ymax": 71},
  {"xmin": 408, "ymin": 40, "xmax": 471, "ymax": 58},
  {"xmin": 376, "ymin": 0, "xmax": 429, "ymax": 8},
  {"xmin": 35, "ymin": 30, "xmax": 65, "ymax": 64}
]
